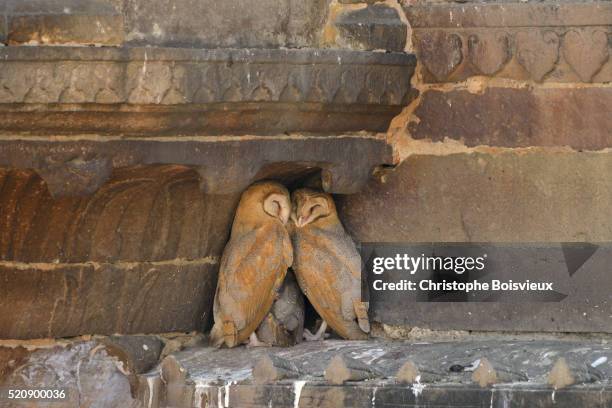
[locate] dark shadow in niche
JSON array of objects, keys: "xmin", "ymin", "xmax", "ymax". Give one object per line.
[{"xmin": 254, "ymin": 162, "xmax": 324, "ymax": 191}]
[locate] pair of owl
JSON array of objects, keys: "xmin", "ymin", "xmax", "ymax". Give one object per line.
[{"xmin": 210, "ymin": 181, "xmax": 370, "ymax": 348}]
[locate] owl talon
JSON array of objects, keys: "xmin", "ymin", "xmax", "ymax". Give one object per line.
[
  {"xmin": 303, "ymin": 321, "xmax": 328, "ymax": 341},
  {"xmin": 247, "ymin": 332, "xmax": 270, "ymax": 348}
]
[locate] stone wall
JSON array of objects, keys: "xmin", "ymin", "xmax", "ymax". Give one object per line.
[
  {"xmin": 338, "ymin": 0, "xmax": 612, "ymax": 333},
  {"xmin": 0, "ymin": 0, "xmax": 610, "ymax": 340}
]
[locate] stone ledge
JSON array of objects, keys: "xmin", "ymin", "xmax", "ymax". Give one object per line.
[
  {"xmin": 0, "ymin": 135, "xmax": 393, "ymax": 196},
  {"xmin": 0, "ymin": 47, "xmax": 416, "ymax": 135},
  {"xmin": 146, "ymin": 340, "xmax": 612, "ymax": 407},
  {"xmin": 4, "ymin": 0, "xmax": 123, "ymax": 46},
  {"xmin": 404, "ymin": 2, "xmax": 611, "ymax": 83}
]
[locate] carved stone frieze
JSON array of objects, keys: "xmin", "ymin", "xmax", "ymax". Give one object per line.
[
  {"xmin": 0, "ymin": 47, "xmax": 416, "ymax": 135},
  {"xmin": 405, "ymin": 2, "xmax": 612, "ymax": 83}
]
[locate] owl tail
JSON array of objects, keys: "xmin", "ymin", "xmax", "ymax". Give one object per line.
[{"xmin": 353, "ymin": 300, "xmax": 371, "ymax": 333}]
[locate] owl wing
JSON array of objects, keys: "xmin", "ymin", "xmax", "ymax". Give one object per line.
[
  {"xmin": 215, "ymin": 224, "xmax": 290, "ymax": 338},
  {"xmin": 295, "ymin": 228, "xmax": 369, "ymax": 338}
]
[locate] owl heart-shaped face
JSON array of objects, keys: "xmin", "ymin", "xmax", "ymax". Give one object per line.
[
  {"xmin": 263, "ymin": 192, "xmax": 291, "ymax": 224},
  {"xmin": 292, "ymin": 189, "xmax": 332, "ymax": 228}
]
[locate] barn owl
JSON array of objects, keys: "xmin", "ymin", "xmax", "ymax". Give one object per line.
[
  {"xmin": 210, "ymin": 181, "xmax": 293, "ymax": 348},
  {"xmin": 256, "ymin": 269, "xmax": 305, "ymax": 346},
  {"xmin": 290, "ymin": 188, "xmax": 370, "ymax": 340}
]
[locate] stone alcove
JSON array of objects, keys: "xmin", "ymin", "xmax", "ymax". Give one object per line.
[{"xmin": 0, "ymin": 0, "xmax": 417, "ymax": 339}]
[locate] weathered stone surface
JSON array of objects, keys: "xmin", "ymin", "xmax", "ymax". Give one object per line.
[
  {"xmin": 101, "ymin": 335, "xmax": 164, "ymax": 375},
  {"xmin": 562, "ymin": 28, "xmax": 610, "ymax": 82},
  {"xmin": 0, "ymin": 46, "xmax": 416, "ymax": 135},
  {"xmin": 8, "ymin": 16, "xmax": 123, "ymax": 46},
  {"xmin": 5, "ymin": 0, "xmax": 123, "ymax": 46},
  {"xmin": 408, "ymin": 88, "xmax": 612, "ymax": 150},
  {"xmin": 405, "ymin": 2, "xmax": 612, "ymax": 82},
  {"xmin": 0, "ymin": 341, "xmax": 142, "ymax": 407},
  {"xmin": 405, "ymin": 2, "xmax": 612, "ymax": 29},
  {"xmin": 467, "ymin": 31, "xmax": 510, "ymax": 76},
  {"xmin": 515, "ymin": 30, "xmax": 560, "ymax": 82},
  {"xmin": 0, "ymin": 167, "xmax": 233, "ymax": 339},
  {"xmin": 0, "ymin": 136, "xmax": 393, "ymax": 196},
  {"xmin": 0, "ymin": 167, "xmax": 236, "ymax": 262},
  {"xmin": 335, "ymin": 4, "xmax": 407, "ymax": 52},
  {"xmin": 414, "ymin": 31, "xmax": 463, "ymax": 81},
  {"xmin": 548, "ymin": 357, "xmax": 604, "ymax": 390},
  {"xmin": 340, "ymin": 151, "xmax": 612, "ymax": 246},
  {"xmin": 0, "ymin": 261, "xmax": 218, "ymax": 339},
  {"xmin": 338, "ymin": 152, "xmax": 612, "ymax": 333},
  {"xmin": 141, "ymin": 340, "xmax": 612, "ymax": 407},
  {"xmin": 122, "ymin": 0, "xmax": 330, "ymax": 49}
]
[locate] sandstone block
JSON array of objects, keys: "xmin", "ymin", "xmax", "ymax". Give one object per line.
[
  {"xmin": 122, "ymin": 0, "xmax": 329, "ymax": 49},
  {"xmin": 0, "ymin": 167, "xmax": 236, "ymax": 263},
  {"xmin": 405, "ymin": 2, "xmax": 612, "ymax": 83},
  {"xmin": 409, "ymin": 88, "xmax": 612, "ymax": 150},
  {"xmin": 0, "ymin": 137, "xmax": 393, "ymax": 197},
  {"xmin": 6, "ymin": 0, "xmax": 123, "ymax": 46},
  {"xmin": 0, "ymin": 166, "xmax": 231, "ymax": 339},
  {"xmin": 340, "ymin": 151, "xmax": 612, "ymax": 247},
  {"xmin": 338, "ymin": 152, "xmax": 612, "ymax": 333},
  {"xmin": 0, "ymin": 262, "xmax": 218, "ymax": 339},
  {"xmin": 335, "ymin": 4, "xmax": 407, "ymax": 51}
]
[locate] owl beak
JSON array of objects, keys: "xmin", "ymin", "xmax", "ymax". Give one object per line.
[{"xmin": 296, "ymin": 216, "xmax": 305, "ymax": 227}]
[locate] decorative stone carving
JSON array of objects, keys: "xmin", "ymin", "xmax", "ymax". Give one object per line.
[
  {"xmin": 467, "ymin": 31, "xmax": 510, "ymax": 76},
  {"xmin": 0, "ymin": 167, "xmax": 233, "ymax": 338},
  {"xmin": 0, "ymin": 47, "xmax": 416, "ymax": 135},
  {"xmin": 563, "ymin": 28, "xmax": 610, "ymax": 82},
  {"xmin": 405, "ymin": 2, "xmax": 612, "ymax": 83},
  {"xmin": 415, "ymin": 31, "xmax": 463, "ymax": 82},
  {"xmin": 515, "ymin": 30, "xmax": 560, "ymax": 82},
  {"xmin": 0, "ymin": 136, "xmax": 393, "ymax": 197}
]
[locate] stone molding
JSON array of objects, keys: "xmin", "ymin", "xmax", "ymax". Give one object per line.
[
  {"xmin": 405, "ymin": 2, "xmax": 612, "ymax": 83},
  {"xmin": 0, "ymin": 47, "xmax": 416, "ymax": 135},
  {"xmin": 0, "ymin": 135, "xmax": 393, "ymax": 196}
]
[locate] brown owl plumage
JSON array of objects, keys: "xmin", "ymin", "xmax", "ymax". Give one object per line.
[
  {"xmin": 210, "ymin": 181, "xmax": 293, "ymax": 348},
  {"xmin": 290, "ymin": 188, "xmax": 370, "ymax": 340}
]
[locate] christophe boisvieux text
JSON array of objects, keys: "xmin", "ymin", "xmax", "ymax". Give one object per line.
[{"xmin": 370, "ymin": 254, "xmax": 554, "ymax": 292}]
